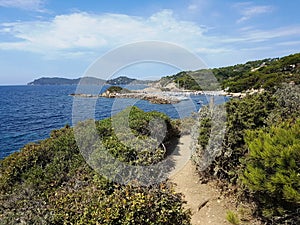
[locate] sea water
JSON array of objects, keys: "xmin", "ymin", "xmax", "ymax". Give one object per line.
[{"xmin": 0, "ymin": 85, "xmax": 226, "ymax": 159}]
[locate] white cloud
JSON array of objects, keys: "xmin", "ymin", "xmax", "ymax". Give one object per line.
[
  {"xmin": 277, "ymin": 40, "xmax": 300, "ymax": 46},
  {"xmin": 0, "ymin": 0, "xmax": 45, "ymax": 11},
  {"xmin": 1, "ymin": 9, "xmax": 298, "ymax": 63},
  {"xmin": 221, "ymin": 26, "xmax": 300, "ymax": 43},
  {"xmin": 195, "ymin": 47, "xmax": 230, "ymax": 54},
  {"xmin": 0, "ymin": 10, "xmax": 215, "ymax": 58},
  {"xmin": 240, "ymin": 46, "xmax": 272, "ymax": 51},
  {"xmin": 234, "ymin": 2, "xmax": 273, "ymax": 23}
]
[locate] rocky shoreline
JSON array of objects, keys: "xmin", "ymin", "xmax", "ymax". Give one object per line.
[
  {"xmin": 70, "ymin": 86, "xmax": 254, "ymax": 104},
  {"xmin": 102, "ymin": 91, "xmax": 180, "ymax": 104},
  {"xmin": 70, "ymin": 92, "xmax": 180, "ymax": 104}
]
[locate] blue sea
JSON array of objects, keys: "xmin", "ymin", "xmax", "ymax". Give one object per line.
[{"xmin": 0, "ymin": 85, "xmax": 227, "ymax": 159}]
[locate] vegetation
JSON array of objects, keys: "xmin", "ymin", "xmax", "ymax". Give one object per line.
[
  {"xmin": 242, "ymin": 120, "xmax": 300, "ymax": 222},
  {"xmin": 105, "ymin": 85, "xmax": 131, "ymax": 94},
  {"xmin": 165, "ymin": 70, "xmax": 220, "ymax": 91},
  {"xmin": 194, "ymin": 83, "xmax": 300, "ymax": 224},
  {"xmin": 194, "ymin": 92, "xmax": 277, "ymax": 182},
  {"xmin": 106, "ymin": 76, "xmax": 137, "ymax": 85},
  {"xmin": 226, "ymin": 211, "xmax": 240, "ymax": 225},
  {"xmin": 27, "ymin": 77, "xmax": 106, "ymax": 85},
  {"xmin": 4, "ymin": 52, "xmax": 300, "ymax": 224},
  {"xmin": 160, "ymin": 53, "xmax": 300, "ymax": 92},
  {"xmin": 28, "ymin": 76, "xmax": 151, "ymax": 86},
  {"xmin": 0, "ymin": 107, "xmax": 190, "ymax": 224}
]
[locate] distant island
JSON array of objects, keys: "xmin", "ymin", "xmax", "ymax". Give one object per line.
[{"xmin": 27, "ymin": 76, "xmax": 153, "ymax": 86}]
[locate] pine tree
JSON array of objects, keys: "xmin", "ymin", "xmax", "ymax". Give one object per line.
[{"xmin": 241, "ymin": 120, "xmax": 300, "ymax": 223}]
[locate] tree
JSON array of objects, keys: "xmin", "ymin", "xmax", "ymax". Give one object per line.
[{"xmin": 241, "ymin": 120, "xmax": 300, "ymax": 223}]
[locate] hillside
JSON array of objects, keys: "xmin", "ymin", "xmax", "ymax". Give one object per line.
[
  {"xmin": 106, "ymin": 76, "xmax": 136, "ymax": 85},
  {"xmin": 29, "ymin": 53, "xmax": 300, "ymax": 89},
  {"xmin": 218, "ymin": 53, "xmax": 300, "ymax": 92},
  {"xmin": 28, "ymin": 76, "xmax": 152, "ymax": 86},
  {"xmin": 28, "ymin": 77, "xmax": 81, "ymax": 85},
  {"xmin": 27, "ymin": 77, "xmax": 106, "ymax": 85},
  {"xmin": 156, "ymin": 53, "xmax": 300, "ymax": 92}
]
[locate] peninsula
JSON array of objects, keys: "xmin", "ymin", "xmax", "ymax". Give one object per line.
[
  {"xmin": 70, "ymin": 86, "xmax": 181, "ymax": 104},
  {"xmin": 27, "ymin": 76, "xmax": 153, "ymax": 86}
]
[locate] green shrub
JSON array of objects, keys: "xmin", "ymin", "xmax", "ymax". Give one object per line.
[
  {"xmin": 93, "ymin": 106, "xmax": 179, "ymax": 165},
  {"xmin": 0, "ymin": 107, "xmax": 190, "ymax": 224},
  {"xmin": 194, "ymin": 92, "xmax": 276, "ymax": 182},
  {"xmin": 226, "ymin": 210, "xmax": 240, "ymax": 225},
  {"xmin": 266, "ymin": 83, "xmax": 300, "ymax": 125},
  {"xmin": 241, "ymin": 120, "xmax": 300, "ymax": 223},
  {"xmin": 106, "ymin": 86, "xmax": 131, "ymax": 93}
]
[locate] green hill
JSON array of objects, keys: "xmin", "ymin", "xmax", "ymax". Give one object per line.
[
  {"xmin": 158, "ymin": 53, "xmax": 300, "ymax": 92},
  {"xmin": 28, "ymin": 76, "xmax": 152, "ymax": 86},
  {"xmin": 106, "ymin": 76, "xmax": 153, "ymax": 85},
  {"xmin": 106, "ymin": 76, "xmax": 136, "ymax": 85},
  {"xmin": 27, "ymin": 77, "xmax": 106, "ymax": 85}
]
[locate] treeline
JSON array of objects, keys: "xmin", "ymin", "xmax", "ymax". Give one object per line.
[
  {"xmin": 161, "ymin": 53, "xmax": 300, "ymax": 92},
  {"xmin": 220, "ymin": 53, "xmax": 300, "ymax": 92}
]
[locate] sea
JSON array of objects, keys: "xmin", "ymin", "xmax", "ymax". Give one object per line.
[{"xmin": 0, "ymin": 85, "xmax": 227, "ymax": 159}]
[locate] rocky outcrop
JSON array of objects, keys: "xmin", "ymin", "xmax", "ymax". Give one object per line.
[
  {"xmin": 70, "ymin": 86, "xmax": 180, "ymax": 104},
  {"xmin": 102, "ymin": 92, "xmax": 179, "ymax": 104}
]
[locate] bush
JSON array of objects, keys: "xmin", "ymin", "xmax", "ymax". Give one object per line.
[
  {"xmin": 94, "ymin": 106, "xmax": 179, "ymax": 165},
  {"xmin": 226, "ymin": 210, "xmax": 240, "ymax": 225},
  {"xmin": 106, "ymin": 86, "xmax": 131, "ymax": 93},
  {"xmin": 0, "ymin": 107, "xmax": 190, "ymax": 224},
  {"xmin": 193, "ymin": 92, "xmax": 276, "ymax": 182},
  {"xmin": 267, "ymin": 83, "xmax": 300, "ymax": 125},
  {"xmin": 241, "ymin": 120, "xmax": 300, "ymax": 223}
]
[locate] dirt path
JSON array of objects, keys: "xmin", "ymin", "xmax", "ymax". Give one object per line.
[
  {"xmin": 169, "ymin": 135, "xmax": 233, "ymax": 225},
  {"xmin": 168, "ymin": 135, "xmax": 262, "ymax": 225}
]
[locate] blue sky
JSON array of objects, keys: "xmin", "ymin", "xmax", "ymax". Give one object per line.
[{"xmin": 0, "ymin": 0, "xmax": 300, "ymax": 84}]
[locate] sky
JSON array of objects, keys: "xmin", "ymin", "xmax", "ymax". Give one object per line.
[{"xmin": 0, "ymin": 0, "xmax": 300, "ymax": 85}]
